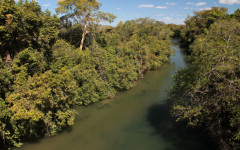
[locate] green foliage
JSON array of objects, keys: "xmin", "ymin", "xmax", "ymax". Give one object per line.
[
  {"xmin": 38, "ymin": 10, "xmax": 60, "ymax": 63},
  {"xmin": 56, "ymin": 0, "xmax": 116, "ymax": 25},
  {"xmin": 231, "ymin": 9, "xmax": 240, "ymax": 21},
  {"xmin": 0, "ymin": 0, "xmax": 40, "ymax": 58},
  {"xmin": 51, "ymin": 39, "xmax": 79, "ymax": 73},
  {"xmin": 56, "ymin": 0, "xmax": 116, "ymax": 51},
  {"xmin": 0, "ymin": 59, "xmax": 12, "ymax": 147},
  {"xmin": 70, "ymin": 48, "xmax": 116, "ymax": 105},
  {"xmin": 180, "ymin": 7, "xmax": 229, "ymax": 51},
  {"xmin": 0, "ymin": 59, "xmax": 12, "ymax": 99},
  {"xmin": 170, "ymin": 19, "xmax": 240, "ymax": 149},
  {"xmin": 168, "ymin": 24, "xmax": 185, "ymax": 37},
  {"xmin": 0, "ymin": 0, "xmax": 173, "ymax": 148},
  {"xmin": 3, "ymin": 69, "xmax": 78, "ymax": 146},
  {"xmin": 12, "ymin": 48, "xmax": 46, "ymax": 76},
  {"xmin": 0, "ymin": 0, "xmax": 59, "ymax": 59},
  {"xmin": 105, "ymin": 18, "xmax": 172, "ymax": 74},
  {"xmin": 58, "ymin": 24, "xmax": 83, "ymax": 48},
  {"xmin": 53, "ymin": 18, "xmax": 172, "ymax": 106}
]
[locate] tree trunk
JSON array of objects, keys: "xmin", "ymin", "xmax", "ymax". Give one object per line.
[{"xmin": 80, "ymin": 23, "xmax": 87, "ymax": 51}]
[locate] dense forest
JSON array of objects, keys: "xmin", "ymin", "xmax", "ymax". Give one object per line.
[
  {"xmin": 0, "ymin": 0, "xmax": 173, "ymax": 148},
  {"xmin": 169, "ymin": 7, "xmax": 240, "ymax": 149},
  {"xmin": 1, "ymin": 0, "xmax": 240, "ymax": 149}
]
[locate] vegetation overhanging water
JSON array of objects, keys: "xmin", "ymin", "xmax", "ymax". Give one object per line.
[
  {"xmin": 15, "ymin": 38, "xmax": 216, "ymax": 150},
  {"xmin": 1, "ymin": 1, "xmax": 239, "ymax": 149}
]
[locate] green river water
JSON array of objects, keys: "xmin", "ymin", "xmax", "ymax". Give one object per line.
[{"xmin": 16, "ymin": 38, "xmax": 216, "ymax": 150}]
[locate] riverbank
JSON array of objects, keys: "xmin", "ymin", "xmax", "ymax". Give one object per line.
[{"xmin": 15, "ymin": 38, "xmax": 216, "ymax": 150}]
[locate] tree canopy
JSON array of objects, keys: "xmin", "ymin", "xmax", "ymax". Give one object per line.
[
  {"xmin": 56, "ymin": 0, "xmax": 116, "ymax": 51},
  {"xmin": 179, "ymin": 7, "xmax": 229, "ymax": 51}
]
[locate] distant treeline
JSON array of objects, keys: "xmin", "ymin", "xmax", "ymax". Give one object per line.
[
  {"xmin": 169, "ymin": 7, "xmax": 240, "ymax": 149},
  {"xmin": 0, "ymin": 0, "xmax": 173, "ymax": 148}
]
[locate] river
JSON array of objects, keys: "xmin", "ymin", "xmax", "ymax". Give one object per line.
[{"xmin": 16, "ymin": 38, "xmax": 216, "ymax": 150}]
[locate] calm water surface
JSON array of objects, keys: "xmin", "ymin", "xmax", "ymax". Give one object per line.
[{"xmin": 16, "ymin": 38, "xmax": 216, "ymax": 150}]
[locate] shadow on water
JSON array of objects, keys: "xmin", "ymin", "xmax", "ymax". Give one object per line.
[{"xmin": 147, "ymin": 102, "xmax": 217, "ymax": 150}]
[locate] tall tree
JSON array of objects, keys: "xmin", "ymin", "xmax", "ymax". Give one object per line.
[{"xmin": 56, "ymin": 0, "xmax": 116, "ymax": 51}]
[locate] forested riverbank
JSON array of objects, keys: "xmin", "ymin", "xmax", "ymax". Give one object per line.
[
  {"xmin": 14, "ymin": 38, "xmax": 216, "ymax": 150},
  {"xmin": 169, "ymin": 7, "xmax": 240, "ymax": 149},
  {"xmin": 0, "ymin": 0, "xmax": 173, "ymax": 148},
  {"xmin": 1, "ymin": 0, "xmax": 239, "ymax": 149}
]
